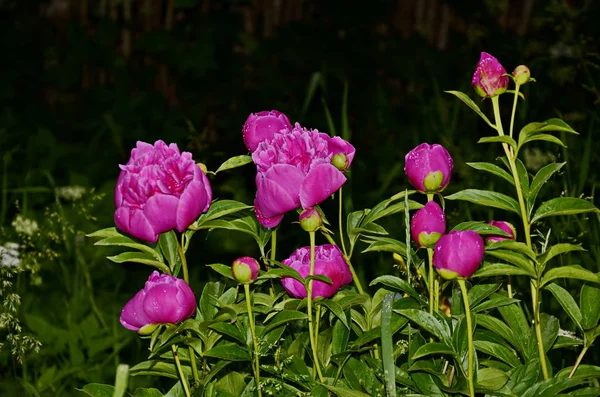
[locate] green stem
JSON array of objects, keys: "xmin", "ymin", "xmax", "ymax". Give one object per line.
[
  {"xmin": 508, "ymin": 84, "xmax": 521, "ymax": 139},
  {"xmin": 244, "ymin": 284, "xmax": 262, "ymax": 396},
  {"xmin": 569, "ymin": 344, "xmax": 589, "ymax": 378},
  {"xmin": 268, "ymin": 228, "xmax": 277, "ymax": 298},
  {"xmin": 177, "ymin": 237, "xmax": 199, "ymax": 385},
  {"xmin": 322, "ymin": 231, "xmax": 365, "ymax": 294},
  {"xmin": 307, "ymin": 231, "xmax": 324, "ymax": 382},
  {"xmin": 427, "ymin": 248, "xmax": 434, "ymax": 315},
  {"xmin": 171, "ymin": 344, "xmax": 192, "ymax": 397},
  {"xmin": 491, "ymin": 96, "xmax": 547, "ymax": 379},
  {"xmin": 178, "ymin": 235, "xmax": 189, "ymax": 283},
  {"xmin": 339, "ymin": 186, "xmax": 348, "ymax": 256},
  {"xmin": 458, "ymin": 279, "xmax": 475, "ymax": 397}
]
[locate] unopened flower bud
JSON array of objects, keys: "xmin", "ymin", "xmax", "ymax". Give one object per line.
[
  {"xmin": 299, "ymin": 208, "xmax": 322, "ymax": 232},
  {"xmin": 404, "ymin": 143, "xmax": 453, "ymax": 193},
  {"xmin": 332, "ymin": 153, "xmax": 349, "ymax": 171},
  {"xmin": 433, "ymin": 231, "xmax": 484, "ymax": 279},
  {"xmin": 472, "ymin": 52, "xmax": 509, "ymax": 98},
  {"xmin": 411, "ymin": 201, "xmax": 446, "ymax": 248},
  {"xmin": 486, "ymin": 220, "xmax": 516, "ymax": 243},
  {"xmin": 231, "ymin": 256, "xmax": 260, "ymax": 284},
  {"xmin": 512, "ymin": 65, "xmax": 532, "ymax": 85}
]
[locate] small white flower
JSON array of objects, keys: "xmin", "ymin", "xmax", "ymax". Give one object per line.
[
  {"xmin": 0, "ymin": 243, "xmax": 21, "ymax": 268},
  {"xmin": 56, "ymin": 186, "xmax": 86, "ymax": 201},
  {"xmin": 558, "ymin": 328, "xmax": 581, "ymax": 340},
  {"xmin": 11, "ymin": 215, "xmax": 38, "ymax": 236}
]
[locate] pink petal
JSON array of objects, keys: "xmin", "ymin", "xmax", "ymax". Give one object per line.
[
  {"xmin": 115, "ymin": 206, "xmax": 158, "ymax": 243},
  {"xmin": 145, "ymin": 194, "xmax": 179, "ymax": 234},
  {"xmin": 300, "ymin": 163, "xmax": 346, "ymax": 209},
  {"xmin": 120, "ymin": 289, "xmax": 151, "ymax": 331},
  {"xmin": 255, "ymin": 164, "xmax": 304, "ymax": 218},
  {"xmin": 175, "ymin": 182, "xmax": 207, "ymax": 231}
]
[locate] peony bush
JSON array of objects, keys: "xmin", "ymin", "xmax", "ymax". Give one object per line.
[{"xmin": 85, "ymin": 52, "xmax": 600, "ymax": 397}]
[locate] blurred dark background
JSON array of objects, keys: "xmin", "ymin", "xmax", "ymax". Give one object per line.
[{"xmin": 1, "ymin": 0, "xmax": 599, "ymax": 395}]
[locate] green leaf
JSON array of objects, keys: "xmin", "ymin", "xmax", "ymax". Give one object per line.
[
  {"xmin": 159, "ymin": 231, "xmax": 180, "ymax": 273},
  {"xmin": 496, "ymin": 301, "xmax": 533, "ymax": 358},
  {"xmin": 95, "ymin": 235, "xmax": 163, "ymax": 262},
  {"xmin": 193, "ymin": 200, "xmax": 253, "ymax": 227},
  {"xmin": 515, "ymin": 158, "xmax": 530, "ymax": 197},
  {"xmin": 471, "ymin": 263, "xmax": 534, "ymax": 278},
  {"xmin": 380, "ymin": 293, "xmax": 396, "ymax": 397},
  {"xmin": 216, "ymin": 371, "xmax": 247, "ymax": 394},
  {"xmin": 445, "ymin": 90, "xmax": 496, "ymax": 129},
  {"xmin": 540, "ymin": 314, "xmax": 560, "ymax": 352},
  {"xmin": 518, "ymin": 118, "xmax": 578, "ymax": 153},
  {"xmin": 476, "ymin": 367, "xmax": 509, "ymax": 390},
  {"xmin": 214, "ymin": 155, "xmax": 252, "ymax": 173},
  {"xmin": 467, "ymin": 162, "xmax": 514, "ymax": 185},
  {"xmin": 519, "ymin": 133, "xmax": 566, "ymax": 149},
  {"xmin": 208, "ymin": 323, "xmax": 247, "ymax": 346},
  {"xmin": 347, "ymin": 210, "xmax": 366, "ymax": 252},
  {"xmin": 483, "ymin": 250, "xmax": 536, "ymax": 276},
  {"xmin": 206, "ymin": 263, "xmax": 234, "ymax": 280},
  {"xmin": 581, "ymin": 283, "xmax": 600, "ymax": 330},
  {"xmin": 107, "ymin": 252, "xmax": 170, "ymax": 274},
  {"xmin": 445, "ymin": 189, "xmax": 521, "ymax": 215},
  {"xmin": 527, "ymin": 162, "xmax": 566, "ymax": 213},
  {"xmin": 472, "ymin": 297, "xmax": 521, "ymax": 314},
  {"xmin": 478, "ymin": 136, "xmax": 517, "ymax": 151},
  {"xmin": 130, "ymin": 360, "xmax": 190, "ymax": 379},
  {"xmin": 468, "ymin": 283, "xmax": 502, "ymax": 308},
  {"xmin": 556, "ymin": 365, "xmax": 600, "ymax": 381},
  {"xmin": 474, "ymin": 340, "xmax": 521, "ymax": 368},
  {"xmin": 262, "ymin": 310, "xmax": 307, "ymax": 335},
  {"xmin": 86, "ymin": 227, "xmax": 121, "ymax": 239},
  {"xmin": 332, "ymin": 311, "xmax": 351, "ymax": 355},
  {"xmin": 505, "ymin": 361, "xmax": 541, "ymax": 395},
  {"xmin": 539, "ymin": 243, "xmax": 585, "ymax": 267},
  {"xmin": 318, "ymin": 299, "xmax": 349, "ymax": 329},
  {"xmin": 411, "ymin": 342, "xmax": 455, "ymax": 360},
  {"xmin": 199, "ymin": 282, "xmax": 224, "ymax": 322},
  {"xmin": 113, "ymin": 364, "xmax": 129, "ymax": 397},
  {"xmin": 545, "ymin": 283, "xmax": 583, "ymax": 330},
  {"xmin": 361, "ymin": 192, "xmax": 422, "ymax": 226},
  {"xmin": 320, "ymin": 385, "xmax": 372, "ymax": 397},
  {"xmin": 395, "ymin": 309, "xmax": 452, "ymax": 345},
  {"xmin": 203, "ymin": 343, "xmax": 250, "ymax": 361},
  {"xmin": 531, "ymin": 197, "xmax": 599, "ymax": 224},
  {"xmin": 541, "ymin": 265, "xmax": 600, "ymax": 287},
  {"xmin": 452, "ymin": 221, "xmax": 511, "ymax": 236},
  {"xmin": 77, "ymin": 384, "xmax": 115, "ymax": 397},
  {"xmin": 486, "ymin": 240, "xmax": 537, "ymax": 260},
  {"xmin": 370, "ymin": 275, "xmax": 422, "ymax": 303},
  {"xmin": 132, "ymin": 388, "xmax": 164, "ymax": 397}
]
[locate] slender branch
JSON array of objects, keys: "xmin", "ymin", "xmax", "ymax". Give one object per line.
[
  {"xmin": 339, "ymin": 186, "xmax": 348, "ymax": 256},
  {"xmin": 171, "ymin": 344, "xmax": 192, "ymax": 397},
  {"xmin": 322, "ymin": 231, "xmax": 364, "ymax": 294},
  {"xmin": 458, "ymin": 279, "xmax": 475, "ymax": 397},
  {"xmin": 307, "ymin": 231, "xmax": 324, "ymax": 382},
  {"xmin": 569, "ymin": 345, "xmax": 589, "ymax": 378},
  {"xmin": 244, "ymin": 284, "xmax": 262, "ymax": 396}
]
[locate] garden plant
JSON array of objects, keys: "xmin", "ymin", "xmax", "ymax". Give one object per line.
[{"xmin": 75, "ymin": 52, "xmax": 600, "ymax": 396}]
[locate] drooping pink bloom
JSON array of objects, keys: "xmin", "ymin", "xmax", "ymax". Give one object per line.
[
  {"xmin": 120, "ymin": 271, "xmax": 196, "ymax": 334},
  {"xmin": 486, "ymin": 220, "xmax": 516, "ymax": 243},
  {"xmin": 281, "ymin": 244, "xmax": 352, "ymax": 299},
  {"xmin": 411, "ymin": 201, "xmax": 446, "ymax": 248},
  {"xmin": 472, "ymin": 52, "xmax": 509, "ymax": 98},
  {"xmin": 242, "ymin": 110, "xmax": 293, "ymax": 152},
  {"xmin": 114, "ymin": 140, "xmax": 212, "ymax": 243},
  {"xmin": 252, "ymin": 123, "xmax": 355, "ymax": 228},
  {"xmin": 433, "ymin": 230, "xmax": 484, "ymax": 279},
  {"xmin": 404, "ymin": 143, "xmax": 453, "ymax": 193}
]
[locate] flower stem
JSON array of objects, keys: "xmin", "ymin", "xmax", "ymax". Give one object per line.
[
  {"xmin": 268, "ymin": 228, "xmax": 277, "ymax": 298},
  {"xmin": 458, "ymin": 279, "xmax": 475, "ymax": 397},
  {"xmin": 491, "ymin": 95, "xmax": 547, "ymax": 379},
  {"xmin": 427, "ymin": 248, "xmax": 434, "ymax": 315},
  {"xmin": 179, "ymin": 235, "xmax": 189, "ymax": 284},
  {"xmin": 307, "ymin": 231, "xmax": 324, "ymax": 382},
  {"xmin": 569, "ymin": 344, "xmax": 589, "ymax": 378},
  {"xmin": 177, "ymin": 237, "xmax": 199, "ymax": 385},
  {"xmin": 322, "ymin": 231, "xmax": 364, "ymax": 294},
  {"xmin": 509, "ymin": 84, "xmax": 521, "ymax": 140},
  {"xmin": 244, "ymin": 283, "xmax": 262, "ymax": 396},
  {"xmin": 171, "ymin": 344, "xmax": 192, "ymax": 397},
  {"xmin": 339, "ymin": 186, "xmax": 348, "ymax": 256}
]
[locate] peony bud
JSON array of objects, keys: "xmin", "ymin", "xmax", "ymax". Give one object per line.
[
  {"xmin": 242, "ymin": 110, "xmax": 292, "ymax": 152},
  {"xmin": 299, "ymin": 208, "xmax": 322, "ymax": 232},
  {"xmin": 411, "ymin": 201, "xmax": 446, "ymax": 248},
  {"xmin": 433, "ymin": 230, "xmax": 484, "ymax": 279},
  {"xmin": 512, "ymin": 65, "xmax": 532, "ymax": 85},
  {"xmin": 120, "ymin": 271, "xmax": 196, "ymax": 334},
  {"xmin": 472, "ymin": 52, "xmax": 509, "ymax": 98},
  {"xmin": 486, "ymin": 220, "xmax": 516, "ymax": 243},
  {"xmin": 404, "ymin": 143, "xmax": 453, "ymax": 193},
  {"xmin": 332, "ymin": 153, "xmax": 350, "ymax": 172},
  {"xmin": 231, "ymin": 256, "xmax": 260, "ymax": 284}
]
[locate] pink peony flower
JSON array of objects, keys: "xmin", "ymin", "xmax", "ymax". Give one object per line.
[
  {"xmin": 281, "ymin": 244, "xmax": 352, "ymax": 299},
  {"xmin": 242, "ymin": 110, "xmax": 293, "ymax": 152},
  {"xmin": 472, "ymin": 52, "xmax": 509, "ymax": 98},
  {"xmin": 411, "ymin": 201, "xmax": 446, "ymax": 248},
  {"xmin": 404, "ymin": 143, "xmax": 453, "ymax": 193},
  {"xmin": 433, "ymin": 230, "xmax": 485, "ymax": 279},
  {"xmin": 120, "ymin": 271, "xmax": 196, "ymax": 334},
  {"xmin": 252, "ymin": 123, "xmax": 355, "ymax": 228},
  {"xmin": 115, "ymin": 140, "xmax": 212, "ymax": 243},
  {"xmin": 486, "ymin": 220, "xmax": 516, "ymax": 243}
]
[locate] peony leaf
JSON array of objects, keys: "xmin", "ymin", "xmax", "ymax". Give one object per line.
[
  {"xmin": 158, "ymin": 230, "xmax": 180, "ymax": 273},
  {"xmin": 531, "ymin": 197, "xmax": 599, "ymax": 224},
  {"xmin": 478, "ymin": 136, "xmax": 518, "ymax": 151},
  {"xmin": 476, "ymin": 367, "xmax": 509, "ymax": 391},
  {"xmin": 262, "ymin": 310, "xmax": 307, "ymax": 335},
  {"xmin": 76, "ymin": 384, "xmax": 115, "ymax": 397},
  {"xmin": 545, "ymin": 283, "xmax": 583, "ymax": 331},
  {"xmin": 527, "ymin": 162, "xmax": 566, "ymax": 215},
  {"xmin": 452, "ymin": 221, "xmax": 511, "ymax": 236},
  {"xmin": 130, "ymin": 359, "xmax": 191, "ymax": 379},
  {"xmin": 538, "ymin": 243, "xmax": 585, "ymax": 267},
  {"xmin": 445, "ymin": 90, "xmax": 496, "ymax": 129},
  {"xmin": 395, "ymin": 309, "xmax": 452, "ymax": 346},
  {"xmin": 86, "ymin": 227, "xmax": 121, "ymax": 239},
  {"xmin": 472, "ymin": 263, "xmax": 533, "ymax": 279},
  {"xmin": 540, "ymin": 265, "xmax": 600, "ymax": 287},
  {"xmin": 203, "ymin": 343, "xmax": 251, "ymax": 361},
  {"xmin": 445, "ymin": 189, "xmax": 521, "ymax": 215},
  {"xmin": 473, "ymin": 340, "xmax": 521, "ymax": 368},
  {"xmin": 320, "ymin": 384, "xmax": 372, "ymax": 397},
  {"xmin": 192, "ymin": 200, "xmax": 253, "ymax": 227},
  {"xmin": 106, "ymin": 252, "xmax": 170, "ymax": 274},
  {"xmin": 206, "ymin": 263, "xmax": 234, "ymax": 280},
  {"xmin": 411, "ymin": 342, "xmax": 455, "ymax": 360},
  {"xmin": 214, "ymin": 155, "xmax": 252, "ymax": 174},
  {"xmin": 95, "ymin": 235, "xmax": 163, "ymax": 262},
  {"xmin": 208, "ymin": 323, "xmax": 247, "ymax": 346},
  {"xmin": 370, "ymin": 275, "xmax": 422, "ymax": 303},
  {"xmin": 466, "ymin": 162, "xmax": 514, "ymax": 185},
  {"xmin": 581, "ymin": 283, "xmax": 600, "ymax": 330}
]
